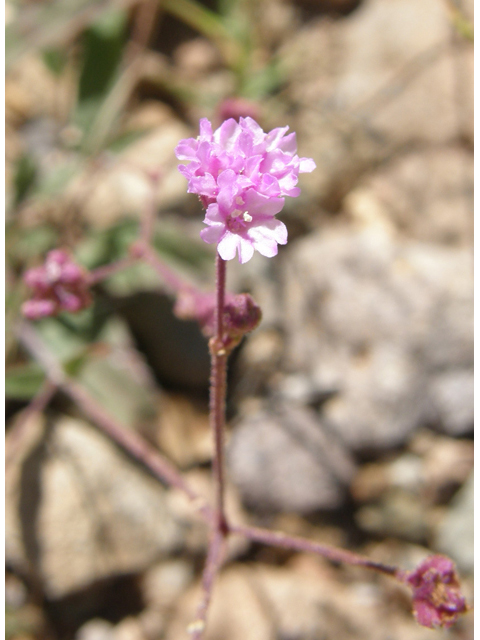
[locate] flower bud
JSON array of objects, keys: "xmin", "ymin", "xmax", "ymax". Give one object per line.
[{"xmin": 400, "ymin": 555, "xmax": 468, "ymax": 629}]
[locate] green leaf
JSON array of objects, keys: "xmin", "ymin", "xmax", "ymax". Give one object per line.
[
  {"xmin": 153, "ymin": 225, "xmax": 213, "ymax": 270},
  {"xmin": 6, "ymin": 0, "xmax": 108, "ymax": 69},
  {"xmin": 35, "ymin": 160, "xmax": 80, "ymax": 198},
  {"xmin": 74, "ymin": 8, "xmax": 127, "ymax": 135},
  {"xmin": 36, "ymin": 316, "xmax": 91, "ymax": 361},
  {"xmin": 42, "ymin": 47, "xmax": 68, "ymax": 76},
  {"xmin": 76, "ymin": 218, "xmax": 140, "ymax": 270},
  {"xmin": 14, "ymin": 153, "xmax": 38, "ymax": 205},
  {"xmin": 240, "ymin": 59, "xmax": 284, "ymax": 99},
  {"xmin": 5, "ymin": 364, "xmax": 46, "ymax": 400},
  {"xmin": 7, "ymin": 224, "xmax": 59, "ymax": 261},
  {"xmin": 107, "ymin": 129, "xmax": 148, "ymax": 154},
  {"xmin": 77, "ymin": 317, "xmax": 157, "ymax": 427}
]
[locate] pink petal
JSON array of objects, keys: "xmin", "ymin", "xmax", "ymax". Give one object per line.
[
  {"xmin": 175, "ymin": 139, "xmax": 198, "ymax": 160},
  {"xmin": 244, "ymin": 190, "xmax": 285, "ymax": 217},
  {"xmin": 200, "ymin": 224, "xmax": 225, "ymax": 244},
  {"xmin": 239, "ymin": 117, "xmax": 265, "ymax": 144},
  {"xmin": 214, "ymin": 119, "xmax": 241, "ymax": 151},
  {"xmin": 204, "ymin": 203, "xmax": 224, "ymax": 223},
  {"xmin": 265, "ymin": 126, "xmax": 289, "ymax": 151},
  {"xmin": 199, "ymin": 118, "xmax": 213, "ymax": 139},
  {"xmin": 278, "ymin": 132, "xmax": 297, "ymax": 154},
  {"xmin": 189, "ymin": 173, "xmax": 217, "ymax": 196}
]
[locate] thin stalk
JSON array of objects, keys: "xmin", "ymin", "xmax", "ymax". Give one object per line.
[
  {"xmin": 231, "ymin": 523, "xmax": 398, "ymax": 577},
  {"xmin": 187, "ymin": 529, "xmax": 226, "ymax": 639},
  {"xmin": 6, "ymin": 380, "xmax": 57, "ymax": 469},
  {"xmin": 141, "ymin": 243, "xmax": 190, "ymax": 294},
  {"xmin": 88, "ymin": 256, "xmax": 138, "ymax": 285},
  {"xmin": 209, "ymin": 253, "xmax": 228, "ymax": 534}
]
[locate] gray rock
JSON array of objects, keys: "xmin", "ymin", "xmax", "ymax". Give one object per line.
[
  {"xmin": 228, "ymin": 402, "xmax": 356, "ymax": 513},
  {"xmin": 281, "ymin": 226, "xmax": 473, "ymax": 450},
  {"xmin": 6, "ymin": 416, "xmax": 185, "ymax": 599},
  {"xmin": 77, "ymin": 619, "xmax": 115, "ymax": 640},
  {"xmin": 281, "ymin": 0, "xmax": 472, "ymax": 207},
  {"xmin": 435, "ymin": 471, "xmax": 474, "ymax": 574},
  {"xmin": 361, "ymin": 148, "xmax": 473, "ymax": 246},
  {"xmin": 429, "ymin": 370, "xmax": 474, "ymax": 436}
]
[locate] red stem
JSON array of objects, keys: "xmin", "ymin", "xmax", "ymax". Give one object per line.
[
  {"xmin": 141, "ymin": 243, "xmax": 191, "ymax": 294},
  {"xmin": 187, "ymin": 529, "xmax": 226, "ymax": 639},
  {"xmin": 88, "ymin": 256, "xmax": 138, "ymax": 285},
  {"xmin": 210, "ymin": 254, "xmax": 228, "ymax": 534},
  {"xmin": 231, "ymin": 523, "xmax": 398, "ymax": 576}
]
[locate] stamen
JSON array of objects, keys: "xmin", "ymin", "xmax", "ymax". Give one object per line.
[{"xmin": 243, "ymin": 212, "xmax": 253, "ymax": 223}]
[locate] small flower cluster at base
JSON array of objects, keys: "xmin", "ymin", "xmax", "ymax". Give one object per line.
[
  {"xmin": 399, "ymin": 555, "xmax": 468, "ymax": 629},
  {"xmin": 175, "ymin": 117, "xmax": 316, "ymax": 263},
  {"xmin": 174, "ymin": 289, "xmax": 262, "ymax": 353},
  {"xmin": 22, "ymin": 249, "xmax": 92, "ymax": 320}
]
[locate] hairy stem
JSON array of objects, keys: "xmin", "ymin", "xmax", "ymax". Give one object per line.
[{"xmin": 210, "ymin": 253, "xmax": 228, "ymax": 533}]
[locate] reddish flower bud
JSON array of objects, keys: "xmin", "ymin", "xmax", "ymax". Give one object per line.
[
  {"xmin": 174, "ymin": 289, "xmax": 261, "ymax": 352},
  {"xmin": 216, "ymin": 97, "xmax": 261, "ymax": 124},
  {"xmin": 22, "ymin": 250, "xmax": 92, "ymax": 320},
  {"xmin": 400, "ymin": 555, "xmax": 468, "ymax": 629}
]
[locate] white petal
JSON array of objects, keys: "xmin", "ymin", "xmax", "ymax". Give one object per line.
[
  {"xmin": 236, "ymin": 237, "xmax": 255, "ymax": 264},
  {"xmin": 251, "ymin": 235, "xmax": 278, "ymax": 258},
  {"xmin": 299, "ymin": 157, "xmax": 316, "ymax": 173},
  {"xmin": 218, "ymin": 231, "xmax": 240, "ymax": 261},
  {"xmin": 249, "ymin": 219, "xmax": 288, "ymax": 247}
]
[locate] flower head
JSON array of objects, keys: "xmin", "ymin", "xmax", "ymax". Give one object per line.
[
  {"xmin": 22, "ymin": 249, "xmax": 92, "ymax": 320},
  {"xmin": 175, "ymin": 117, "xmax": 316, "ymax": 263},
  {"xmin": 401, "ymin": 555, "xmax": 468, "ymax": 629}
]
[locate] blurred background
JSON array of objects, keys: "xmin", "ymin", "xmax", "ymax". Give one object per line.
[{"xmin": 5, "ymin": 0, "xmax": 473, "ymax": 639}]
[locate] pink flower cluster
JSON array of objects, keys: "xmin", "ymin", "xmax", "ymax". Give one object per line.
[
  {"xmin": 402, "ymin": 555, "xmax": 468, "ymax": 629},
  {"xmin": 175, "ymin": 117, "xmax": 316, "ymax": 263},
  {"xmin": 22, "ymin": 250, "xmax": 92, "ymax": 320}
]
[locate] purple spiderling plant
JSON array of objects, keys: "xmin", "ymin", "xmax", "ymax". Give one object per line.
[{"xmin": 17, "ymin": 118, "xmax": 469, "ymax": 640}]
